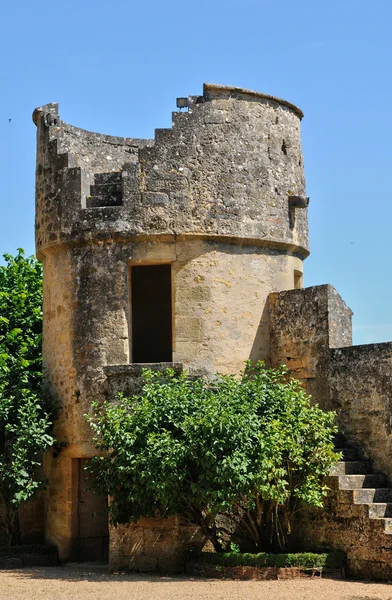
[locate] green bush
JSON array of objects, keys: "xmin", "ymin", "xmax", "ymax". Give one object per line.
[
  {"xmin": 87, "ymin": 362, "xmax": 339, "ymax": 551},
  {"xmin": 0, "ymin": 250, "xmax": 54, "ymax": 544},
  {"xmin": 188, "ymin": 550, "xmax": 346, "ymax": 569}
]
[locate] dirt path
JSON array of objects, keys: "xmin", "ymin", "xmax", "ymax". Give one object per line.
[{"xmin": 1, "ymin": 567, "xmax": 392, "ymax": 600}]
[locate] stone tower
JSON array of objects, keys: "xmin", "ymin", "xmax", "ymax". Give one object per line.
[{"xmin": 33, "ymin": 84, "xmax": 309, "ymax": 564}]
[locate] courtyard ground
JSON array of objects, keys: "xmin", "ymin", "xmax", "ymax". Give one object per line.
[{"xmin": 1, "ymin": 567, "xmax": 392, "ymax": 600}]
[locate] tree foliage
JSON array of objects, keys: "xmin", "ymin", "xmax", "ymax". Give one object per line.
[
  {"xmin": 87, "ymin": 363, "xmax": 339, "ymax": 552},
  {"xmin": 0, "ymin": 250, "xmax": 54, "ymax": 544}
]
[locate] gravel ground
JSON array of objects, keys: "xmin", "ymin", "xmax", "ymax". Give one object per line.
[{"xmin": 1, "ymin": 567, "xmax": 392, "ymax": 600}]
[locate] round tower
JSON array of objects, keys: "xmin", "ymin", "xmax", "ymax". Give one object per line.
[{"xmin": 33, "ymin": 84, "xmax": 308, "ymax": 565}]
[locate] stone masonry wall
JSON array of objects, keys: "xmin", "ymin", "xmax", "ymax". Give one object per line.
[
  {"xmin": 41, "ymin": 240, "xmax": 304, "ymax": 560},
  {"xmin": 269, "ymin": 284, "xmax": 353, "ymax": 409},
  {"xmin": 270, "ymin": 284, "xmax": 392, "ymax": 579},
  {"xmin": 110, "ymin": 518, "xmax": 206, "ymax": 574},
  {"xmin": 292, "ymin": 478, "xmax": 392, "ymax": 580},
  {"xmin": 329, "ymin": 343, "xmax": 392, "ymax": 482},
  {"xmin": 269, "ymin": 284, "xmax": 392, "ymax": 484},
  {"xmin": 34, "ymin": 84, "xmax": 310, "ymax": 565}
]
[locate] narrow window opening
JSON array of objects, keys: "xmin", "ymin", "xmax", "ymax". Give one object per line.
[
  {"xmin": 131, "ymin": 264, "xmax": 172, "ymax": 363},
  {"xmin": 294, "ymin": 269, "xmax": 303, "ymax": 290}
]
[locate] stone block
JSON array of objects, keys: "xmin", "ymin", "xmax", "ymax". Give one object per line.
[
  {"xmin": 137, "ymin": 554, "xmax": 158, "ymax": 572},
  {"xmin": 176, "ymin": 317, "xmax": 203, "ymax": 342},
  {"xmin": 142, "ymin": 192, "xmax": 170, "ymax": 206}
]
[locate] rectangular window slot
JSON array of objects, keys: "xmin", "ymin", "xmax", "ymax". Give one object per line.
[
  {"xmin": 131, "ymin": 264, "xmax": 173, "ymax": 363},
  {"xmin": 294, "ymin": 269, "xmax": 303, "ymax": 290}
]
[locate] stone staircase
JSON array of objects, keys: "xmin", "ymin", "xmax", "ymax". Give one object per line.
[
  {"xmin": 86, "ymin": 172, "xmax": 123, "ymax": 208},
  {"xmin": 294, "ymin": 444, "xmax": 392, "ymax": 579},
  {"xmin": 332, "ymin": 447, "xmax": 392, "ymax": 534}
]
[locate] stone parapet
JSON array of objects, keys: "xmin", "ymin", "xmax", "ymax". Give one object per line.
[
  {"xmin": 270, "ymin": 285, "xmax": 392, "ymax": 580},
  {"xmin": 33, "ymin": 84, "xmax": 308, "ymax": 256}
]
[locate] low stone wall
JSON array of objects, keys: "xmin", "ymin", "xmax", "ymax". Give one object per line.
[
  {"xmin": 186, "ymin": 561, "xmax": 344, "ymax": 580},
  {"xmin": 329, "ymin": 342, "xmax": 392, "ymax": 482},
  {"xmin": 104, "ymin": 363, "xmax": 183, "ymax": 398},
  {"xmin": 0, "ymin": 545, "xmax": 58, "ymax": 569},
  {"xmin": 109, "ymin": 517, "xmax": 206, "ymax": 573}
]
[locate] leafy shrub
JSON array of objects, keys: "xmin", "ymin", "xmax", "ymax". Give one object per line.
[
  {"xmin": 87, "ymin": 362, "xmax": 339, "ymax": 551},
  {"xmin": 0, "ymin": 250, "xmax": 54, "ymax": 544},
  {"xmin": 188, "ymin": 550, "xmax": 346, "ymax": 569}
]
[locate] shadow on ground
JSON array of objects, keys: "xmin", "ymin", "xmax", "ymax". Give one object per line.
[
  {"xmin": 3, "ymin": 566, "xmax": 392, "ymax": 591},
  {"xmin": 2, "ymin": 566, "xmax": 215, "ymax": 584}
]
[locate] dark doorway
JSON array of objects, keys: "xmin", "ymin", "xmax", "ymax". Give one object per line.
[
  {"xmin": 76, "ymin": 459, "xmax": 109, "ymax": 562},
  {"xmin": 131, "ymin": 264, "xmax": 173, "ymax": 363}
]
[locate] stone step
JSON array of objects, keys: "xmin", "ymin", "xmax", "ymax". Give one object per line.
[
  {"xmin": 371, "ymin": 518, "xmax": 392, "ymax": 534},
  {"xmin": 368, "ymin": 503, "xmax": 392, "ymax": 518},
  {"xmin": 330, "ymin": 461, "xmax": 372, "ymax": 476},
  {"xmin": 94, "ymin": 172, "xmax": 122, "ymax": 184},
  {"xmin": 172, "ymin": 111, "xmax": 191, "ymax": 129},
  {"xmin": 385, "ymin": 519, "xmax": 392, "ymax": 534},
  {"xmin": 334, "ymin": 447, "xmax": 358, "ymax": 461},
  {"xmin": 90, "ymin": 182, "xmax": 122, "ymax": 197},
  {"xmin": 354, "ymin": 488, "xmax": 392, "ymax": 503},
  {"xmin": 155, "ymin": 128, "xmax": 176, "ymax": 143},
  {"xmin": 86, "ymin": 194, "xmax": 122, "ymax": 208},
  {"xmin": 339, "ymin": 474, "xmax": 386, "ymax": 490}
]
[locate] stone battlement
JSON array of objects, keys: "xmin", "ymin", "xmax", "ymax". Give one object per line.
[{"xmin": 33, "ymin": 84, "xmax": 308, "ymax": 257}]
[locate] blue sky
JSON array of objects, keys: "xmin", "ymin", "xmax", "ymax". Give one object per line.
[{"xmin": 1, "ymin": 0, "xmax": 391, "ymax": 345}]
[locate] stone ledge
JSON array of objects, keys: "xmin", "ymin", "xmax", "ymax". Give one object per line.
[
  {"xmin": 330, "ymin": 341, "xmax": 392, "ymax": 361},
  {"xmin": 43, "ymin": 232, "xmax": 310, "ymax": 259},
  {"xmin": 203, "ymin": 83, "xmax": 304, "ymax": 119},
  {"xmin": 104, "ymin": 363, "xmax": 183, "ymax": 377}
]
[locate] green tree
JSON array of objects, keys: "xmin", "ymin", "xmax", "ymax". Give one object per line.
[
  {"xmin": 87, "ymin": 363, "xmax": 339, "ymax": 552},
  {"xmin": 0, "ymin": 250, "xmax": 54, "ymax": 544}
]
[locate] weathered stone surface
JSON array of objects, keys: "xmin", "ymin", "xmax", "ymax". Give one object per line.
[
  {"xmin": 269, "ymin": 284, "xmax": 392, "ymax": 486},
  {"xmin": 32, "ymin": 83, "xmax": 392, "ymax": 580},
  {"xmin": 292, "ymin": 478, "xmax": 392, "ymax": 581},
  {"xmin": 329, "ymin": 343, "xmax": 392, "ymax": 482},
  {"xmin": 110, "ymin": 520, "xmax": 206, "ymax": 574},
  {"xmin": 269, "ymin": 285, "xmax": 392, "ymax": 579},
  {"xmin": 269, "ymin": 284, "xmax": 353, "ymax": 408},
  {"xmin": 34, "ymin": 84, "xmax": 308, "ymax": 255},
  {"xmin": 33, "ymin": 84, "xmax": 309, "ymax": 566}
]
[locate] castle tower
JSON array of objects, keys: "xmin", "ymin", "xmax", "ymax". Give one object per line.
[{"xmin": 33, "ymin": 84, "xmax": 308, "ymax": 565}]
